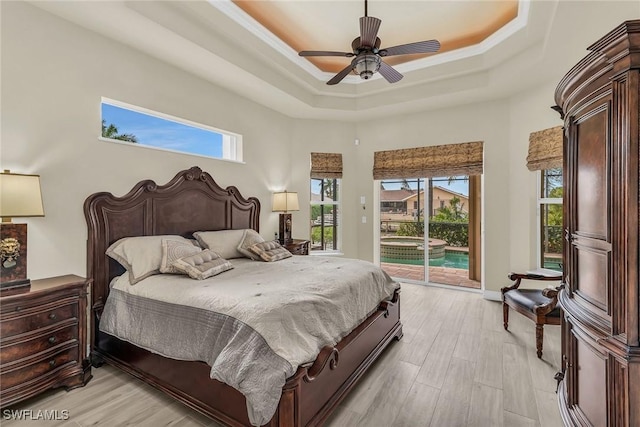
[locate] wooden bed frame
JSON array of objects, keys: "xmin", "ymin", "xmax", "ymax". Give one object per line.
[{"xmin": 84, "ymin": 166, "xmax": 402, "ymax": 427}]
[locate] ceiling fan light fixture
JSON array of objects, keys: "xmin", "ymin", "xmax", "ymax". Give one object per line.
[{"xmin": 354, "ymin": 54, "xmax": 381, "ymax": 80}]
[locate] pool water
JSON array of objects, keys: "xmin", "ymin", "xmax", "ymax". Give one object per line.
[
  {"xmin": 381, "ymin": 251, "xmax": 469, "ymax": 270},
  {"xmin": 429, "ymin": 251, "xmax": 469, "ymax": 269}
]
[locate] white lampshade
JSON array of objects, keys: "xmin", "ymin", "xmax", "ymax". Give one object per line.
[
  {"xmin": 272, "ymin": 191, "xmax": 299, "ymax": 213},
  {"xmin": 0, "ymin": 172, "xmax": 45, "ymax": 220}
]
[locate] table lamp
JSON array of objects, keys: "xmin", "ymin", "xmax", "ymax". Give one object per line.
[
  {"xmin": 272, "ymin": 191, "xmax": 299, "ymax": 244},
  {"xmin": 0, "ymin": 171, "xmax": 45, "ymax": 293}
]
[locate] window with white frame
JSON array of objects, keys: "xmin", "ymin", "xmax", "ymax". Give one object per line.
[
  {"xmin": 100, "ymin": 98, "xmax": 242, "ymax": 162},
  {"xmin": 310, "ymin": 178, "xmax": 340, "ymax": 252},
  {"xmin": 538, "ymin": 167, "xmax": 563, "ymax": 271}
]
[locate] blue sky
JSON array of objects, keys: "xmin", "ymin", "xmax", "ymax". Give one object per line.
[{"xmin": 102, "ymin": 103, "xmax": 223, "ymax": 158}]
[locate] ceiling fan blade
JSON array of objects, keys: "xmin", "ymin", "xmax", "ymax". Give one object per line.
[
  {"xmin": 360, "ymin": 16, "xmax": 381, "ymax": 48},
  {"xmin": 379, "ymin": 40, "xmax": 441, "ymax": 57},
  {"xmin": 327, "ymin": 63, "xmax": 354, "ymax": 85},
  {"xmin": 378, "ymin": 61, "xmax": 403, "ymax": 83},
  {"xmin": 299, "ymin": 51, "xmax": 354, "ymax": 57}
]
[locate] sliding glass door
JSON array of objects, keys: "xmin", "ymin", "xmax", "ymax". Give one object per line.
[{"xmin": 379, "ymin": 176, "xmax": 479, "ymax": 289}]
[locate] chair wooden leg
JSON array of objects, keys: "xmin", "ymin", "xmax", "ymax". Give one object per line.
[
  {"xmin": 535, "ymin": 323, "xmax": 544, "ymax": 358},
  {"xmin": 503, "ymin": 303, "xmax": 509, "ymax": 330}
]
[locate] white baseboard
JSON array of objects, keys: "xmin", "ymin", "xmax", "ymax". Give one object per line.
[{"xmin": 483, "ymin": 290, "xmax": 502, "ymax": 301}]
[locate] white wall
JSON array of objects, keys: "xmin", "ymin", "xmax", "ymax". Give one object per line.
[
  {"xmin": 1, "ymin": 1, "xmax": 570, "ymax": 296},
  {"xmin": 1, "ymin": 2, "xmax": 292, "ymax": 279},
  {"xmin": 289, "ymin": 120, "xmax": 357, "ymax": 255},
  {"xmin": 508, "ymin": 82, "xmax": 564, "ymax": 274}
]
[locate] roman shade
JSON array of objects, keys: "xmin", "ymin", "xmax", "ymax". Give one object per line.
[
  {"xmin": 526, "ymin": 126, "xmax": 563, "ymax": 171},
  {"xmin": 310, "ymin": 152, "xmax": 343, "ymax": 179},
  {"xmin": 373, "ymin": 141, "xmax": 483, "ymax": 180}
]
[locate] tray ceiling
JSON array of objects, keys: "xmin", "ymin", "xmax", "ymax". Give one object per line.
[
  {"xmin": 25, "ymin": 0, "xmax": 640, "ymax": 120},
  {"xmin": 233, "ymin": 0, "xmax": 519, "ymax": 73}
]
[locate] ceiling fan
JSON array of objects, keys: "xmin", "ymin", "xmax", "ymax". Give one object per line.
[{"xmin": 298, "ymin": 0, "xmax": 441, "ymax": 85}]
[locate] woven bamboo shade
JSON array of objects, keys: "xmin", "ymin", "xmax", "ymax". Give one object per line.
[
  {"xmin": 373, "ymin": 141, "xmax": 484, "ymax": 180},
  {"xmin": 527, "ymin": 126, "xmax": 563, "ymax": 171},
  {"xmin": 310, "ymin": 152, "xmax": 343, "ymax": 179}
]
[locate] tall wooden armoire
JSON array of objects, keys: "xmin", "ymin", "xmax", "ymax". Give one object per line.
[{"xmin": 554, "ymin": 21, "xmax": 639, "ymax": 427}]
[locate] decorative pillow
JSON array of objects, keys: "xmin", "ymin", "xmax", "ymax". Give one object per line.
[
  {"xmin": 171, "ymin": 249, "xmax": 234, "ymax": 280},
  {"xmin": 160, "ymin": 239, "xmax": 202, "ymax": 274},
  {"xmin": 248, "ymin": 240, "xmax": 292, "ymax": 262},
  {"xmin": 193, "ymin": 229, "xmax": 246, "ymax": 260},
  {"xmin": 106, "ymin": 235, "xmax": 193, "ymax": 284},
  {"xmin": 237, "ymin": 229, "xmax": 265, "ymax": 260}
]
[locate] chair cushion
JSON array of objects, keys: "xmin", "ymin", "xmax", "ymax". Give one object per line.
[{"xmin": 504, "ymin": 289, "xmax": 561, "ymax": 317}]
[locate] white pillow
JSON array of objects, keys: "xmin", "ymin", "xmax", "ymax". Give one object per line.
[
  {"xmin": 106, "ymin": 235, "xmax": 193, "ymax": 284},
  {"xmin": 193, "ymin": 229, "xmax": 247, "ymax": 260},
  {"xmin": 237, "ymin": 229, "xmax": 265, "ymax": 260},
  {"xmin": 171, "ymin": 249, "xmax": 234, "ymax": 280}
]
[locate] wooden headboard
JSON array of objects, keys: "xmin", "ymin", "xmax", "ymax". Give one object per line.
[{"xmin": 84, "ymin": 166, "xmax": 260, "ymax": 316}]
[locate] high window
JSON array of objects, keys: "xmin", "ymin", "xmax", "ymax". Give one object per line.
[
  {"xmin": 538, "ymin": 168, "xmax": 563, "ymax": 271},
  {"xmin": 100, "ymin": 98, "xmax": 242, "ymax": 162}
]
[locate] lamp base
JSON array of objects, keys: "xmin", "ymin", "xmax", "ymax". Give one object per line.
[
  {"xmin": 278, "ymin": 213, "xmax": 293, "ymax": 245},
  {"xmin": 1, "ymin": 223, "xmax": 29, "ymax": 292}
]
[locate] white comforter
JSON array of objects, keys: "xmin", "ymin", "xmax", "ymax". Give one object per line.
[{"xmin": 105, "ymin": 255, "xmax": 399, "ymax": 425}]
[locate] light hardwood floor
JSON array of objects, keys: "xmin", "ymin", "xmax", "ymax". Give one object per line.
[{"xmin": 2, "ymin": 283, "xmax": 563, "ymax": 427}]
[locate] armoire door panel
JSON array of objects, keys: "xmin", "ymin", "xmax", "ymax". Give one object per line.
[
  {"xmin": 575, "ymin": 107, "xmax": 609, "ymax": 240},
  {"xmin": 574, "ymin": 244, "xmax": 611, "ymax": 317},
  {"xmin": 575, "ymin": 334, "xmax": 608, "ymax": 427}
]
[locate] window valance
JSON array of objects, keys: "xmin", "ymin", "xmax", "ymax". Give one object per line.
[
  {"xmin": 310, "ymin": 152, "xmax": 343, "ymax": 179},
  {"xmin": 527, "ymin": 126, "xmax": 563, "ymax": 171},
  {"xmin": 373, "ymin": 141, "xmax": 484, "ymax": 180}
]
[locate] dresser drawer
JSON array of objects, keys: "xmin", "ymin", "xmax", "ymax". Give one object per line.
[
  {"xmin": 1, "ymin": 345, "xmax": 79, "ymax": 390},
  {"xmin": 0, "ymin": 303, "xmax": 78, "ymax": 338},
  {"xmin": 0, "ymin": 324, "xmax": 78, "ymax": 364}
]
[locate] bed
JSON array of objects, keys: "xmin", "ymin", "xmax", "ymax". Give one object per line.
[{"xmin": 84, "ymin": 166, "xmax": 403, "ymax": 427}]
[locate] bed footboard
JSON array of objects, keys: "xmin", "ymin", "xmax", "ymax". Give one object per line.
[{"xmin": 92, "ymin": 289, "xmax": 401, "ymax": 427}]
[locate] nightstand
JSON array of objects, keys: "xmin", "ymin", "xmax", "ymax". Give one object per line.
[
  {"xmin": 0, "ymin": 275, "xmax": 92, "ymax": 407},
  {"xmin": 284, "ymin": 239, "xmax": 310, "ymax": 255}
]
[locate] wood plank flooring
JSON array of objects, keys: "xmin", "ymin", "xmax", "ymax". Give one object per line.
[{"xmin": 2, "ymin": 283, "xmax": 562, "ymax": 427}]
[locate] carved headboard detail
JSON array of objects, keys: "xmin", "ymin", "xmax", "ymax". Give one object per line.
[{"xmin": 84, "ymin": 166, "xmax": 260, "ymax": 317}]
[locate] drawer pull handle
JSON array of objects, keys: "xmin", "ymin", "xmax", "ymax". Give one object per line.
[
  {"xmin": 48, "ymin": 336, "xmax": 57, "ymax": 344},
  {"xmin": 48, "ymin": 313, "xmax": 57, "ymax": 320},
  {"xmin": 49, "ymin": 360, "xmax": 56, "ymax": 368}
]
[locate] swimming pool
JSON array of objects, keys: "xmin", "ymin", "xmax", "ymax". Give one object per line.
[{"xmin": 381, "ymin": 249, "xmax": 469, "ymax": 270}]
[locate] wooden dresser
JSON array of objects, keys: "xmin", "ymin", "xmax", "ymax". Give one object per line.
[
  {"xmin": 0, "ymin": 275, "xmax": 92, "ymax": 407},
  {"xmin": 554, "ymin": 21, "xmax": 639, "ymax": 426}
]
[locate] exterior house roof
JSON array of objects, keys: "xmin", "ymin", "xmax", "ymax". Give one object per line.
[{"xmin": 380, "ymin": 189, "xmax": 417, "ymax": 202}]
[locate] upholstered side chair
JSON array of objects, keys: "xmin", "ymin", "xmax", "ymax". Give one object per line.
[{"xmin": 501, "ymin": 272, "xmax": 563, "ymax": 358}]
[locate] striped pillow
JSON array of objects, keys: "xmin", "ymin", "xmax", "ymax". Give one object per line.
[
  {"xmin": 171, "ymin": 249, "xmax": 234, "ymax": 280},
  {"xmin": 248, "ymin": 240, "xmax": 292, "ymax": 262}
]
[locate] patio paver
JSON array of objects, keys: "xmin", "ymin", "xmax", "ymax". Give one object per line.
[{"xmin": 381, "ymin": 262, "xmax": 481, "ymax": 289}]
